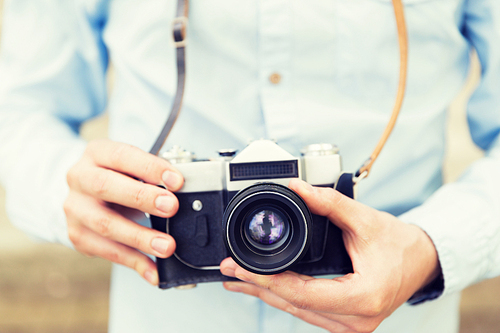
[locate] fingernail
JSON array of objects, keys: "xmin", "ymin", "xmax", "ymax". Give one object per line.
[
  {"xmin": 162, "ymin": 170, "xmax": 183, "ymax": 190},
  {"xmin": 151, "ymin": 237, "xmax": 170, "ymax": 255},
  {"xmin": 224, "ymin": 282, "xmax": 242, "ymax": 292},
  {"xmin": 144, "ymin": 270, "xmax": 158, "ymax": 285},
  {"xmin": 155, "ymin": 195, "xmax": 175, "ymax": 213}
]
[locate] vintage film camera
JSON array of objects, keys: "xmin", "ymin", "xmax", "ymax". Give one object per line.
[{"xmin": 150, "ymin": 140, "xmax": 353, "ymax": 289}]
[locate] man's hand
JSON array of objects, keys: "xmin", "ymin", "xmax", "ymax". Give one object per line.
[
  {"xmin": 220, "ymin": 179, "xmax": 441, "ymax": 333},
  {"xmin": 64, "ymin": 139, "xmax": 184, "ymax": 285}
]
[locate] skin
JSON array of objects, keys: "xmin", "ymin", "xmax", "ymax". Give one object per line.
[
  {"xmin": 64, "ymin": 139, "xmax": 183, "ymax": 285},
  {"xmin": 65, "ymin": 139, "xmax": 440, "ymax": 331},
  {"xmin": 220, "ymin": 179, "xmax": 441, "ymax": 333}
]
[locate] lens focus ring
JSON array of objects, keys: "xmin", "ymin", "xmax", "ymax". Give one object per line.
[{"xmin": 223, "ymin": 183, "xmax": 313, "ymax": 274}]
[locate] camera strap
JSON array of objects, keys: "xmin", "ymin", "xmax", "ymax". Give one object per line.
[
  {"xmin": 355, "ymin": 0, "xmax": 408, "ymax": 180},
  {"xmin": 151, "ymin": 0, "xmax": 408, "ymax": 183},
  {"xmin": 149, "ymin": 0, "xmax": 189, "ymax": 156}
]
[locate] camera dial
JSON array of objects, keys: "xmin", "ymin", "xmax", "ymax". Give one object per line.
[
  {"xmin": 301, "ymin": 143, "xmax": 339, "ymax": 156},
  {"xmin": 162, "ymin": 145, "xmax": 196, "ymax": 164}
]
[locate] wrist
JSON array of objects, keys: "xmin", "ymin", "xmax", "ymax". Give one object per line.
[
  {"xmin": 407, "ymin": 225, "xmax": 444, "ymax": 304},
  {"xmin": 418, "ymin": 225, "xmax": 441, "ymax": 285}
]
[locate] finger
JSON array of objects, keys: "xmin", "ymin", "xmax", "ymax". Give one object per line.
[
  {"xmin": 85, "ymin": 139, "xmax": 184, "ymax": 190},
  {"xmin": 107, "ymin": 202, "xmax": 149, "ymax": 221},
  {"xmin": 222, "ymin": 257, "xmax": 377, "ymax": 317},
  {"xmin": 220, "ymin": 257, "xmax": 314, "ymax": 281},
  {"xmin": 223, "ymin": 282, "xmax": 356, "ymax": 333},
  {"xmin": 68, "ymin": 225, "xmax": 159, "ymax": 285},
  {"xmin": 288, "ymin": 179, "xmax": 375, "ymax": 233},
  {"xmin": 74, "ymin": 165, "xmax": 179, "ymax": 217},
  {"xmin": 65, "ymin": 192, "xmax": 176, "ymax": 258}
]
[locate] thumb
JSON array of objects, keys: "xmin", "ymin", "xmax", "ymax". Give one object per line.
[{"xmin": 288, "ymin": 179, "xmax": 373, "ymax": 233}]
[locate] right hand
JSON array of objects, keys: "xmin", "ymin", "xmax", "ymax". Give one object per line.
[{"xmin": 64, "ymin": 139, "xmax": 184, "ymax": 285}]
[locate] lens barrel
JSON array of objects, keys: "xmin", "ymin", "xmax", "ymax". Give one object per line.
[{"xmin": 223, "ymin": 183, "xmax": 313, "ymax": 274}]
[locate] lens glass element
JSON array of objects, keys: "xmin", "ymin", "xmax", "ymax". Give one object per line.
[{"xmin": 247, "ymin": 209, "xmax": 287, "ymax": 245}]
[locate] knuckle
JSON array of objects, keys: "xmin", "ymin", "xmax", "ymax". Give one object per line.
[
  {"xmin": 132, "ymin": 256, "xmax": 144, "ymax": 274},
  {"xmin": 360, "ymin": 296, "xmax": 384, "ymax": 317},
  {"xmin": 107, "ymin": 247, "xmax": 122, "ymax": 264},
  {"xmin": 282, "ymin": 303, "xmax": 299, "ymax": 316},
  {"xmin": 278, "ymin": 279, "xmax": 311, "ymax": 311},
  {"xmin": 91, "ymin": 171, "xmax": 110, "ymax": 195},
  {"xmin": 131, "ymin": 229, "xmax": 147, "ymax": 250},
  {"xmin": 288, "ymin": 296, "xmax": 310, "ymax": 311},
  {"xmin": 83, "ymin": 252, "xmax": 96, "ymax": 259},
  {"xmin": 94, "ymin": 214, "xmax": 113, "ymax": 237},
  {"xmin": 109, "ymin": 143, "xmax": 134, "ymax": 167},
  {"xmin": 66, "ymin": 165, "xmax": 78, "ymax": 188},
  {"xmin": 73, "ymin": 242, "xmax": 95, "ymax": 258},
  {"xmin": 63, "ymin": 198, "xmax": 73, "ymax": 217},
  {"xmin": 133, "ymin": 186, "xmax": 150, "ymax": 208},
  {"xmin": 286, "ymin": 289, "xmax": 310, "ymax": 311},
  {"xmin": 67, "ymin": 226, "xmax": 83, "ymax": 248},
  {"xmin": 142, "ymin": 158, "xmax": 157, "ymax": 179}
]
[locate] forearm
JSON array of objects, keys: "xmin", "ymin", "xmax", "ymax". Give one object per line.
[
  {"xmin": 0, "ymin": 110, "xmax": 86, "ymax": 246},
  {"xmin": 400, "ymin": 140, "xmax": 500, "ymax": 295},
  {"xmin": 401, "ymin": 0, "xmax": 500, "ymax": 297},
  {"xmin": 0, "ymin": 0, "xmax": 108, "ymax": 245}
]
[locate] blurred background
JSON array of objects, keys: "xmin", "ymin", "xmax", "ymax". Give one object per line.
[{"xmin": 1, "ymin": 1, "xmax": 500, "ymax": 333}]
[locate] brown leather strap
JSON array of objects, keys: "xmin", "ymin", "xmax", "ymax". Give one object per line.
[
  {"xmin": 151, "ymin": 0, "xmax": 408, "ymax": 176},
  {"xmin": 149, "ymin": 0, "xmax": 189, "ymax": 156},
  {"xmin": 356, "ymin": 0, "xmax": 408, "ymax": 178}
]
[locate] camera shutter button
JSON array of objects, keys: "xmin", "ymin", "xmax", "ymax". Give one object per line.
[{"xmin": 218, "ymin": 149, "xmax": 237, "ymax": 158}]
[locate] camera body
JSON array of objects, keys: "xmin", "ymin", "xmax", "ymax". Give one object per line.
[{"xmin": 150, "ymin": 140, "xmax": 353, "ymax": 289}]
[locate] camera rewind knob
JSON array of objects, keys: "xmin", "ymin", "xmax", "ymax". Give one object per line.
[{"xmin": 162, "ymin": 145, "xmax": 196, "ymax": 164}]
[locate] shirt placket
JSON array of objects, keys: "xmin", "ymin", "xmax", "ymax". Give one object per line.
[{"xmin": 258, "ymin": 0, "xmax": 297, "ymax": 144}]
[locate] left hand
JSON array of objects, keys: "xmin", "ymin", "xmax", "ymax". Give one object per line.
[
  {"xmin": 64, "ymin": 139, "xmax": 183, "ymax": 286},
  {"xmin": 220, "ymin": 179, "xmax": 441, "ymax": 333}
]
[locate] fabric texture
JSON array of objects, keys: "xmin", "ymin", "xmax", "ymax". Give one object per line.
[{"xmin": 1, "ymin": 0, "xmax": 499, "ymax": 332}]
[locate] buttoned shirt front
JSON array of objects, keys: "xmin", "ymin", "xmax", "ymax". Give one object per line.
[{"xmin": 1, "ymin": 0, "xmax": 500, "ymax": 332}]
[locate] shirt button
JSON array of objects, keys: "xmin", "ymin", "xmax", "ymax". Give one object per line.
[{"xmin": 269, "ymin": 72, "xmax": 282, "ymax": 84}]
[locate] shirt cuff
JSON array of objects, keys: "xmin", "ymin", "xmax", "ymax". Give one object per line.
[{"xmin": 407, "ymin": 271, "xmax": 445, "ymax": 305}]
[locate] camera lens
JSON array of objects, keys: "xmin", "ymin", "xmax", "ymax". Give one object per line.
[
  {"xmin": 223, "ymin": 183, "xmax": 313, "ymax": 275},
  {"xmin": 244, "ymin": 207, "xmax": 289, "ymax": 251}
]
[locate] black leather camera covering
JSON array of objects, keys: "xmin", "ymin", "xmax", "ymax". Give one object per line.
[{"xmin": 151, "ymin": 174, "xmax": 355, "ymax": 289}]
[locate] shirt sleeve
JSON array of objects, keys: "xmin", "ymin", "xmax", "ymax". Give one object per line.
[
  {"xmin": 399, "ymin": 0, "xmax": 500, "ymax": 298},
  {"xmin": 0, "ymin": 0, "xmax": 108, "ymax": 247}
]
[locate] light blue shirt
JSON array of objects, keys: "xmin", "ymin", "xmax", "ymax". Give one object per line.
[{"xmin": 1, "ymin": 0, "xmax": 500, "ymax": 332}]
